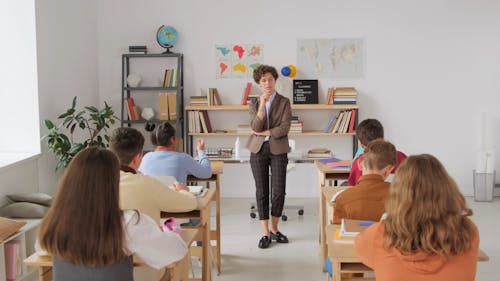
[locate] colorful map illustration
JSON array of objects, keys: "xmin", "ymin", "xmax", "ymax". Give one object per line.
[
  {"xmin": 297, "ymin": 38, "xmax": 364, "ymax": 79},
  {"xmin": 215, "ymin": 44, "xmax": 264, "ymax": 79}
]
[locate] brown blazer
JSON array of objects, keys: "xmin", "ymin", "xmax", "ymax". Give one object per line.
[{"xmin": 246, "ymin": 93, "xmax": 292, "ymax": 155}]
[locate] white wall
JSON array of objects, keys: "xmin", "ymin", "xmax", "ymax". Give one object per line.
[{"xmin": 95, "ymin": 0, "xmax": 500, "ymax": 197}]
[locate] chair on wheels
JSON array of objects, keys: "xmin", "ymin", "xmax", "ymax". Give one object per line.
[{"xmin": 250, "ymin": 139, "xmax": 304, "ymax": 221}]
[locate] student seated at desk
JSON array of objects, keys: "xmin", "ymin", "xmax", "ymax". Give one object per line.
[
  {"xmin": 139, "ymin": 122, "xmax": 211, "ymax": 184},
  {"xmin": 347, "ymin": 119, "xmax": 407, "ymax": 186},
  {"xmin": 110, "ymin": 127, "xmax": 197, "ymax": 224},
  {"xmin": 37, "ymin": 147, "xmax": 188, "ymax": 281},
  {"xmin": 355, "ymin": 154, "xmax": 479, "ymax": 281},
  {"xmin": 333, "ymin": 139, "xmax": 397, "ymax": 224}
]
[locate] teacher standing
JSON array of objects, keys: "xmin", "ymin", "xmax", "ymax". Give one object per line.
[{"xmin": 246, "ymin": 65, "xmax": 292, "ymax": 249}]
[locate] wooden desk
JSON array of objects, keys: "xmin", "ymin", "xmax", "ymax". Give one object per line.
[
  {"xmin": 315, "ymin": 160, "xmax": 350, "ymax": 271},
  {"xmin": 186, "ymin": 161, "xmax": 223, "ymax": 275},
  {"xmin": 325, "ymin": 224, "xmax": 490, "ymax": 281},
  {"xmin": 320, "ymin": 185, "xmax": 348, "ymax": 270},
  {"xmin": 24, "ymin": 229, "xmax": 199, "ymax": 281},
  {"xmin": 163, "ymin": 188, "xmax": 216, "ymax": 281}
]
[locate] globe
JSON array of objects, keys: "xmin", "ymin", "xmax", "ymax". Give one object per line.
[{"xmin": 156, "ymin": 25, "xmax": 178, "ymax": 53}]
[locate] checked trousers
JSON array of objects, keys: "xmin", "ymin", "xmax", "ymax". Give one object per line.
[{"xmin": 250, "ymin": 142, "xmax": 288, "ymax": 220}]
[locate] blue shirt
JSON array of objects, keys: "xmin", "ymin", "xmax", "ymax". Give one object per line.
[{"xmin": 138, "ymin": 150, "xmax": 211, "ymax": 184}]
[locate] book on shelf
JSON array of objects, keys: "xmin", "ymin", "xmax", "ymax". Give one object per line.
[
  {"xmin": 158, "ymin": 93, "xmax": 169, "ymax": 120},
  {"xmin": 133, "ymin": 105, "xmax": 141, "ymax": 121},
  {"xmin": 207, "ymin": 88, "xmax": 222, "ymax": 106},
  {"xmin": 201, "ymin": 111, "xmax": 213, "ymax": 133},
  {"xmin": 348, "ymin": 109, "xmax": 357, "ymax": 133},
  {"xmin": 323, "ymin": 114, "xmax": 336, "ymax": 133},
  {"xmin": 163, "ymin": 69, "xmax": 171, "ymax": 87},
  {"xmin": 293, "ymin": 79, "xmax": 318, "ymax": 104},
  {"xmin": 241, "ymin": 82, "xmax": 252, "ymax": 105},
  {"xmin": 167, "ymin": 92, "xmax": 176, "ymax": 120},
  {"xmin": 126, "ymin": 97, "xmax": 137, "ymax": 120},
  {"xmin": 199, "ymin": 111, "xmax": 209, "ymax": 133},
  {"xmin": 326, "ymin": 87, "xmax": 335, "ymax": 104},
  {"xmin": 331, "ymin": 111, "xmax": 345, "ymax": 133}
]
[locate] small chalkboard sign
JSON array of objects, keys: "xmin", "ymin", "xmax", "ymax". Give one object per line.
[{"xmin": 293, "ymin": 79, "xmax": 318, "ymax": 104}]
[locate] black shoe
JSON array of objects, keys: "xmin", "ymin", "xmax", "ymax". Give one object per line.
[
  {"xmin": 270, "ymin": 231, "xmax": 289, "ymax": 243},
  {"xmin": 258, "ymin": 235, "xmax": 271, "ymax": 249}
]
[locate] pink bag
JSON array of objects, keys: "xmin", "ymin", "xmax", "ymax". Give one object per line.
[{"xmin": 161, "ymin": 217, "xmax": 181, "ymax": 234}]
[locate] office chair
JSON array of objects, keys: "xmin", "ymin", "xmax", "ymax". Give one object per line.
[{"xmin": 250, "ymin": 139, "xmax": 304, "ymax": 221}]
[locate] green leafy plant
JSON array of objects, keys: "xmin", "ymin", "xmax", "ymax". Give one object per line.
[{"xmin": 43, "ymin": 96, "xmax": 118, "ymax": 170}]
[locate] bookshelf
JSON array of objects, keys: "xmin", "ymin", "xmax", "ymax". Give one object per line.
[
  {"xmin": 121, "ymin": 53, "xmax": 184, "ymax": 149},
  {"xmin": 0, "ymin": 219, "xmax": 40, "ymax": 281},
  {"xmin": 185, "ymin": 104, "xmax": 359, "ymax": 155}
]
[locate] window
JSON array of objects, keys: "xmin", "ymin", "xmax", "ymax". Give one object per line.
[{"xmin": 0, "ymin": 0, "xmax": 40, "ymax": 167}]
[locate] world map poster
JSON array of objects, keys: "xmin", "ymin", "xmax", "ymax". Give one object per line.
[
  {"xmin": 215, "ymin": 44, "xmax": 264, "ymax": 79},
  {"xmin": 297, "ymin": 38, "xmax": 364, "ymax": 79}
]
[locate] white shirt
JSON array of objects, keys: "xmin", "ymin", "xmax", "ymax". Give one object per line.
[
  {"xmin": 264, "ymin": 92, "xmax": 276, "ymax": 142},
  {"xmin": 36, "ymin": 210, "xmax": 187, "ymax": 270}
]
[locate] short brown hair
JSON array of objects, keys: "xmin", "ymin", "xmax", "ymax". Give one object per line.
[
  {"xmin": 110, "ymin": 127, "xmax": 145, "ymax": 165},
  {"xmin": 253, "ymin": 65, "xmax": 278, "ymax": 84},
  {"xmin": 39, "ymin": 147, "xmax": 126, "ymax": 266},
  {"xmin": 362, "ymin": 139, "xmax": 397, "ymax": 170},
  {"xmin": 384, "ymin": 154, "xmax": 476, "ymax": 259},
  {"xmin": 356, "ymin": 119, "xmax": 384, "ymax": 146}
]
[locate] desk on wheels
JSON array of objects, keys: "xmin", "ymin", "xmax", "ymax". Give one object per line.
[
  {"xmin": 186, "ymin": 161, "xmax": 223, "ymax": 276},
  {"xmin": 24, "ymin": 229, "xmax": 199, "ymax": 281}
]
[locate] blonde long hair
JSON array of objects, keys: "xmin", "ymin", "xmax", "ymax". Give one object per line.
[
  {"xmin": 39, "ymin": 147, "xmax": 126, "ymax": 266},
  {"xmin": 383, "ymin": 154, "xmax": 475, "ymax": 258}
]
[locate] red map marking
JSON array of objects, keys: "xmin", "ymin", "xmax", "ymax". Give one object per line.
[
  {"xmin": 219, "ymin": 63, "xmax": 228, "ymax": 75},
  {"xmin": 233, "ymin": 45, "xmax": 245, "ymax": 59}
]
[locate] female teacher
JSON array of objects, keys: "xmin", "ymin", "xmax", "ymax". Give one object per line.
[{"xmin": 246, "ymin": 65, "xmax": 292, "ymax": 249}]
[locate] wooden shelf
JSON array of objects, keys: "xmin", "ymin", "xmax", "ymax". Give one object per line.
[
  {"xmin": 189, "ymin": 130, "xmax": 355, "ymax": 136},
  {"xmin": 185, "ymin": 104, "xmax": 358, "ymax": 111}
]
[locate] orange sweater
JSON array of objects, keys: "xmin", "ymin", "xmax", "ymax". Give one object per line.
[
  {"xmin": 355, "ymin": 222, "xmax": 479, "ymax": 281},
  {"xmin": 333, "ymin": 174, "xmax": 390, "ymax": 224}
]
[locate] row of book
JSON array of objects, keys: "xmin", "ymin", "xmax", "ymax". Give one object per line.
[
  {"xmin": 326, "ymin": 87, "xmax": 357, "ymax": 105},
  {"xmin": 188, "ymin": 110, "xmax": 212, "ymax": 133},
  {"xmin": 189, "ymin": 88, "xmax": 222, "ymax": 106},
  {"xmin": 158, "ymin": 92, "xmax": 177, "ymax": 120},
  {"xmin": 323, "ymin": 109, "xmax": 357, "ymax": 134},
  {"xmin": 163, "ymin": 69, "xmax": 179, "ymax": 87},
  {"xmin": 290, "ymin": 116, "xmax": 303, "ymax": 133}
]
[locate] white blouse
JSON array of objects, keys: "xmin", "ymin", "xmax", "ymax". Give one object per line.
[{"xmin": 36, "ymin": 210, "xmax": 187, "ymax": 270}]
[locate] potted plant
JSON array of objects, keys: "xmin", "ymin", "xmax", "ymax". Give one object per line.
[{"xmin": 43, "ymin": 97, "xmax": 118, "ymax": 170}]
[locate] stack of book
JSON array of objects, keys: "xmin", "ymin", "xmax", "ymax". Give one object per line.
[
  {"xmin": 236, "ymin": 124, "xmax": 252, "ymax": 133},
  {"xmin": 205, "ymin": 147, "xmax": 233, "ymax": 158},
  {"xmin": 163, "ymin": 69, "xmax": 178, "ymax": 87},
  {"xmin": 189, "ymin": 96, "xmax": 209, "ymax": 105},
  {"xmin": 323, "ymin": 109, "xmax": 357, "ymax": 134},
  {"xmin": 307, "ymin": 148, "xmax": 332, "ymax": 158},
  {"xmin": 332, "ymin": 87, "xmax": 357, "ymax": 105},
  {"xmin": 290, "ymin": 116, "xmax": 303, "ymax": 133},
  {"xmin": 128, "ymin": 45, "xmax": 147, "ymax": 54}
]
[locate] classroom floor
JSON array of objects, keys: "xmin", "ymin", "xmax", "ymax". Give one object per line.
[{"xmin": 197, "ymin": 197, "xmax": 500, "ymax": 281}]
